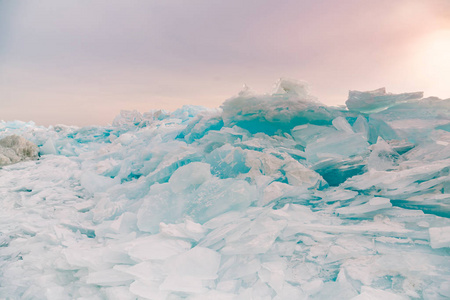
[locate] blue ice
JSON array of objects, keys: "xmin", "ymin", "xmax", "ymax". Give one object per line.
[{"xmin": 0, "ymin": 79, "xmax": 449, "ymax": 299}]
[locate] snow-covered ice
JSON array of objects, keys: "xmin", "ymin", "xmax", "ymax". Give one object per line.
[
  {"xmin": 0, "ymin": 79, "xmax": 450, "ymax": 299},
  {"xmin": 0, "ymin": 134, "xmax": 38, "ymax": 166}
]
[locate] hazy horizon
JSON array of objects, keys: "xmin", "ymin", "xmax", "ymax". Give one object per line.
[{"xmin": 1, "ymin": 0, "xmax": 450, "ymax": 126}]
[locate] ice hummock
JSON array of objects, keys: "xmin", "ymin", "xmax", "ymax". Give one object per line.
[
  {"xmin": 0, "ymin": 79, "xmax": 449, "ymax": 299},
  {"xmin": 0, "ymin": 134, "xmax": 39, "ymax": 166}
]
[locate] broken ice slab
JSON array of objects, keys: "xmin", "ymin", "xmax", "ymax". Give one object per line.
[
  {"xmin": 401, "ymin": 130, "xmax": 450, "ymax": 162},
  {"xmin": 351, "ymin": 286, "xmax": 409, "ymax": 300},
  {"xmin": 164, "ymin": 246, "xmax": 221, "ymax": 279},
  {"xmin": 186, "ymin": 178, "xmax": 256, "ymax": 223},
  {"xmin": 343, "ymin": 158, "xmax": 450, "ymax": 199},
  {"xmin": 305, "ymin": 132, "xmax": 369, "ymax": 164},
  {"xmin": 176, "ymin": 109, "xmax": 224, "ymax": 143},
  {"xmin": 370, "ymin": 97, "xmax": 450, "ymax": 127},
  {"xmin": 332, "ymin": 116, "xmax": 354, "ymax": 134},
  {"xmin": 197, "ymin": 215, "xmax": 251, "ymax": 250},
  {"xmin": 346, "ymin": 87, "xmax": 423, "ymax": 113},
  {"xmin": 138, "ymin": 172, "xmax": 256, "ymax": 232},
  {"xmin": 168, "ymin": 162, "xmax": 212, "ymax": 193},
  {"xmin": 129, "ymin": 280, "xmax": 169, "ymax": 299},
  {"xmin": 282, "ymin": 158, "xmax": 327, "ymax": 188},
  {"xmin": 335, "ymin": 197, "xmax": 392, "ymax": 216},
  {"xmin": 85, "ymin": 269, "xmax": 134, "ymax": 287},
  {"xmin": 39, "ymin": 138, "xmax": 58, "ymax": 155},
  {"xmin": 79, "ymin": 171, "xmax": 117, "ymax": 195},
  {"xmin": 260, "ymin": 182, "xmax": 297, "ymax": 206},
  {"xmin": 101, "ymin": 286, "xmax": 137, "ymax": 300},
  {"xmin": 159, "ymin": 219, "xmax": 206, "ymax": 241},
  {"xmin": 312, "ymin": 156, "xmax": 365, "ymax": 186},
  {"xmin": 386, "ymin": 139, "xmax": 415, "ymax": 155},
  {"xmin": 392, "ymin": 194, "xmax": 450, "ymax": 218},
  {"xmin": 221, "ymin": 79, "xmax": 342, "ymax": 135},
  {"xmin": 112, "ymin": 110, "xmax": 143, "ymax": 127},
  {"xmin": 136, "ymin": 186, "xmax": 192, "ymax": 233},
  {"xmin": 206, "ymin": 144, "xmax": 252, "ymax": 179},
  {"xmin": 220, "ymin": 216, "xmax": 287, "ymax": 255},
  {"xmin": 220, "ymin": 256, "xmax": 262, "ymax": 281},
  {"xmin": 429, "ymin": 226, "xmax": 450, "ymax": 249},
  {"xmin": 127, "ymin": 234, "xmax": 191, "ymax": 261},
  {"xmin": 367, "ymin": 117, "xmax": 399, "ymax": 144},
  {"xmin": 367, "ymin": 137, "xmax": 401, "ymax": 171},
  {"xmin": 291, "ymin": 124, "xmax": 337, "ymax": 147},
  {"xmin": 160, "ymin": 275, "xmax": 208, "ymax": 293}
]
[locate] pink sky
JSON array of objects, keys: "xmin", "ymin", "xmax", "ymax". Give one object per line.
[{"xmin": 1, "ymin": 0, "xmax": 450, "ymax": 126}]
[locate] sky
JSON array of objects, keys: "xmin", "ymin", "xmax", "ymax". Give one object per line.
[{"xmin": 1, "ymin": 0, "xmax": 450, "ymax": 126}]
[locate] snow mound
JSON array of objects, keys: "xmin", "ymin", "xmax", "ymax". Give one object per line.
[
  {"xmin": 0, "ymin": 79, "xmax": 449, "ymax": 299},
  {"xmin": 0, "ymin": 134, "xmax": 39, "ymax": 166}
]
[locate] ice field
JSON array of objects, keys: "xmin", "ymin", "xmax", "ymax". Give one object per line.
[{"xmin": 0, "ymin": 79, "xmax": 449, "ymax": 299}]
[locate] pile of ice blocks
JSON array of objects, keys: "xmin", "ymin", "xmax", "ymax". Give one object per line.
[{"xmin": 0, "ymin": 79, "xmax": 449, "ymax": 299}]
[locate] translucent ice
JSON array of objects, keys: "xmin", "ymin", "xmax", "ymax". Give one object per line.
[
  {"xmin": 168, "ymin": 162, "xmax": 212, "ymax": 193},
  {"xmin": 164, "ymin": 246, "xmax": 221, "ymax": 279},
  {"xmin": 0, "ymin": 79, "xmax": 449, "ymax": 299},
  {"xmin": 346, "ymin": 87, "xmax": 423, "ymax": 113},
  {"xmin": 221, "ymin": 78, "xmax": 340, "ymax": 135},
  {"xmin": 429, "ymin": 226, "xmax": 450, "ymax": 249},
  {"xmin": 39, "ymin": 138, "xmax": 58, "ymax": 155}
]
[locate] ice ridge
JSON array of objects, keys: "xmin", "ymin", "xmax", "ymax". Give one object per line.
[{"xmin": 0, "ymin": 79, "xmax": 449, "ymax": 299}]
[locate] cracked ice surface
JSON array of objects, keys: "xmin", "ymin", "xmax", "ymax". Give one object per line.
[{"xmin": 0, "ymin": 79, "xmax": 450, "ymax": 299}]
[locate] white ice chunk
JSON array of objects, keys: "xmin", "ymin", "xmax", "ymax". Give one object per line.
[
  {"xmin": 115, "ymin": 133, "xmax": 136, "ymax": 146},
  {"xmin": 429, "ymin": 226, "xmax": 450, "ymax": 249},
  {"xmin": 112, "ymin": 110, "xmax": 143, "ymax": 126},
  {"xmin": 336, "ymin": 197, "xmax": 392, "ymax": 216},
  {"xmin": 159, "ymin": 219, "xmax": 206, "ymax": 241},
  {"xmin": 301, "ymin": 279, "xmax": 324, "ymax": 295},
  {"xmin": 85, "ymin": 269, "xmax": 134, "ymax": 286},
  {"xmin": 40, "ymin": 138, "xmax": 57, "ymax": 155},
  {"xmin": 283, "ymin": 159, "xmax": 324, "ymax": 187},
  {"xmin": 169, "ymin": 162, "xmax": 212, "ymax": 193},
  {"xmin": 367, "ymin": 137, "xmax": 400, "ymax": 171},
  {"xmin": 351, "ymin": 286, "xmax": 409, "ymax": 300},
  {"xmin": 221, "ymin": 257, "xmax": 261, "ymax": 280},
  {"xmin": 261, "ymin": 182, "xmax": 294, "ymax": 206},
  {"xmin": 353, "ymin": 116, "xmax": 369, "ymax": 139},
  {"xmin": 80, "ymin": 171, "xmax": 117, "ymax": 194},
  {"xmin": 160, "ymin": 275, "xmax": 206, "ymax": 293},
  {"xmin": 273, "ymin": 283, "xmax": 306, "ymax": 300},
  {"xmin": 102, "ymin": 286, "xmax": 136, "ymax": 300},
  {"xmin": 221, "ymin": 217, "xmax": 287, "ymax": 255},
  {"xmin": 119, "ymin": 261, "xmax": 164, "ymax": 282},
  {"xmin": 129, "ymin": 280, "xmax": 168, "ymax": 300},
  {"xmin": 258, "ymin": 259, "xmax": 287, "ymax": 294},
  {"xmin": 127, "ymin": 234, "xmax": 191, "ymax": 261},
  {"xmin": 109, "ymin": 212, "xmax": 137, "ymax": 234},
  {"xmin": 333, "ymin": 117, "xmax": 354, "ymax": 134},
  {"xmin": 346, "ymin": 88, "xmax": 423, "ymax": 113},
  {"xmin": 165, "ymin": 246, "xmax": 221, "ymax": 279},
  {"xmin": 272, "ymin": 78, "xmax": 315, "ymax": 98}
]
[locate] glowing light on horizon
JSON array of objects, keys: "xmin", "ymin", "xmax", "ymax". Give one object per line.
[{"xmin": 414, "ymin": 29, "xmax": 450, "ymax": 98}]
